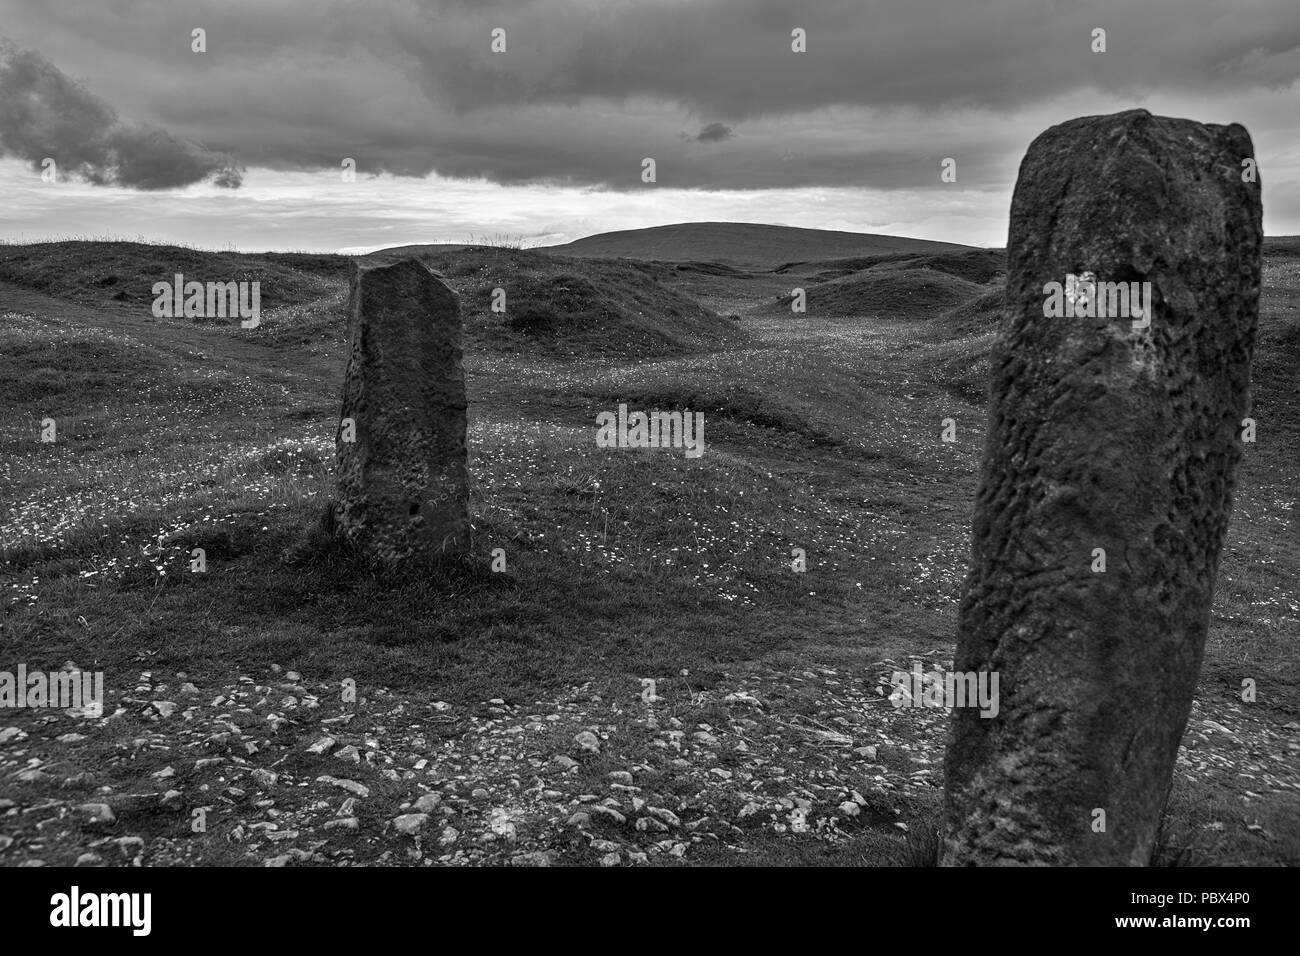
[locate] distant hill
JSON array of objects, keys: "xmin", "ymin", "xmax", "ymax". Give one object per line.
[
  {"xmin": 1264, "ymin": 236, "xmax": 1300, "ymax": 257},
  {"xmin": 540, "ymin": 222, "xmax": 973, "ymax": 269}
]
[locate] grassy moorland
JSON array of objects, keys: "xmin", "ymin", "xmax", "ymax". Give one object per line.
[{"xmin": 0, "ymin": 228, "xmax": 1295, "ymax": 867}]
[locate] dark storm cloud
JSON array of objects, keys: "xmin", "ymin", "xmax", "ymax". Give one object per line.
[
  {"xmin": 0, "ymin": 40, "xmax": 242, "ymax": 189},
  {"xmin": 1, "ymin": 0, "xmax": 1297, "ymax": 191},
  {"xmin": 695, "ymin": 123, "xmax": 734, "ymax": 144},
  {"xmin": 364, "ymin": 0, "xmax": 1300, "ymax": 116}
]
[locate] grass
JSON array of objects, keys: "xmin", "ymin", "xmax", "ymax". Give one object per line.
[{"xmin": 1, "ymin": 235, "xmax": 1297, "ymax": 866}]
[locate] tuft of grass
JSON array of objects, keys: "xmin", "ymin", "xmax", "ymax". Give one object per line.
[{"xmin": 898, "ymin": 808, "xmax": 943, "ymax": 866}]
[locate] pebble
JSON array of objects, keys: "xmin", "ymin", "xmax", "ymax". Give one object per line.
[
  {"xmin": 75, "ymin": 803, "xmax": 115, "ymax": 825},
  {"xmin": 307, "ymin": 736, "xmax": 337, "ymax": 755},
  {"xmin": 516, "ymin": 850, "xmax": 557, "ymax": 866},
  {"xmin": 392, "ymin": 813, "xmax": 428, "ymax": 834},
  {"xmin": 252, "ymin": 769, "xmax": 278, "ymax": 788},
  {"xmin": 573, "ymin": 731, "xmax": 600, "ymax": 754},
  {"xmin": 589, "ymin": 805, "xmax": 627, "ymax": 825},
  {"xmin": 335, "ymin": 745, "xmax": 361, "ymax": 763},
  {"xmin": 316, "ymin": 776, "xmax": 369, "ymax": 798},
  {"xmin": 488, "ymin": 809, "xmax": 517, "ymax": 841},
  {"xmin": 608, "ymin": 771, "xmax": 634, "ymax": 785},
  {"xmin": 647, "ymin": 807, "xmax": 680, "ymax": 827}
]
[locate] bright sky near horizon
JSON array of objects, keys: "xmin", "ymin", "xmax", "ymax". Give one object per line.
[{"xmin": 2, "ymin": 0, "xmax": 1297, "ymax": 252}]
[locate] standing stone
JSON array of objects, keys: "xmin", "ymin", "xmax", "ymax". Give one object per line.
[
  {"xmin": 942, "ymin": 110, "xmax": 1261, "ymax": 866},
  {"xmin": 334, "ymin": 258, "xmax": 470, "ymax": 562}
]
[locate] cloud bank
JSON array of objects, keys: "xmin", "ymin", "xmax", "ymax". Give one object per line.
[{"xmin": 0, "ymin": 40, "xmax": 242, "ymax": 189}]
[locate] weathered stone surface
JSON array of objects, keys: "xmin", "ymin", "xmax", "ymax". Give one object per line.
[
  {"xmin": 942, "ymin": 110, "xmax": 1261, "ymax": 866},
  {"xmin": 334, "ymin": 258, "xmax": 470, "ymax": 561}
]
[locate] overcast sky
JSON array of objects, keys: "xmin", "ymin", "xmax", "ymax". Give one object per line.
[{"xmin": 1, "ymin": 0, "xmax": 1297, "ymax": 252}]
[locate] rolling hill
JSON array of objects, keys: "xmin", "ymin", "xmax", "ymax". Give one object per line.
[{"xmin": 540, "ymin": 222, "xmax": 973, "ymax": 268}]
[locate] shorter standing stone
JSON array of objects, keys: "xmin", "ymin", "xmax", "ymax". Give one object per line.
[{"xmin": 334, "ymin": 258, "xmax": 470, "ymax": 562}]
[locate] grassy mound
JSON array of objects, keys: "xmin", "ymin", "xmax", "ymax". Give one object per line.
[
  {"xmin": 0, "ymin": 322, "xmax": 167, "ymax": 407},
  {"xmin": 769, "ymin": 267, "xmax": 985, "ymax": 320},
  {"xmin": 577, "ymin": 382, "xmax": 841, "ymax": 447},
  {"xmin": 0, "ymin": 241, "xmax": 743, "ymax": 359},
  {"xmin": 940, "ymin": 285, "xmax": 1006, "ymax": 334},
  {"xmin": 377, "ymin": 247, "xmax": 746, "ymax": 358},
  {"xmin": 0, "ymin": 241, "xmax": 349, "ymax": 312},
  {"xmin": 775, "ymin": 248, "xmax": 1005, "ymax": 285}
]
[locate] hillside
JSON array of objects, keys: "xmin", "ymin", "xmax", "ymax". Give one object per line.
[
  {"xmin": 765, "ymin": 268, "xmax": 985, "ymax": 320},
  {"xmin": 542, "ymin": 222, "xmax": 973, "ymax": 268},
  {"xmin": 369, "ymin": 247, "xmax": 745, "ymax": 358},
  {"xmin": 0, "ymin": 234, "xmax": 1296, "ymax": 868},
  {"xmin": 0, "ymin": 241, "xmax": 743, "ymax": 360}
]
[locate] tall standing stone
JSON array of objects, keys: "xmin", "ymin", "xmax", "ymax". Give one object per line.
[
  {"xmin": 334, "ymin": 258, "xmax": 470, "ymax": 562},
  {"xmin": 942, "ymin": 110, "xmax": 1261, "ymax": 865}
]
